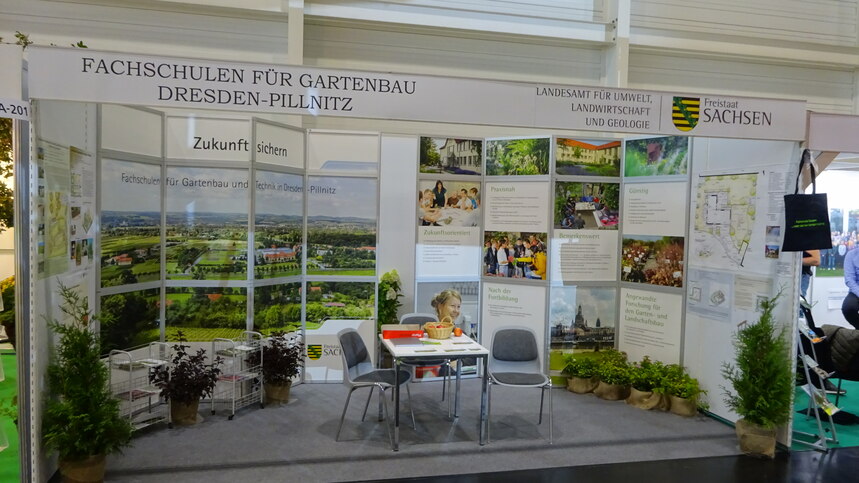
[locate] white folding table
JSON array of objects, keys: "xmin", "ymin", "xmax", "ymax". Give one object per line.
[{"xmin": 380, "ymin": 334, "xmax": 490, "ymax": 451}]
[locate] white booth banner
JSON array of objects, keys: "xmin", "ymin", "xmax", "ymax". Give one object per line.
[{"xmin": 27, "ymin": 47, "xmax": 807, "ymax": 140}]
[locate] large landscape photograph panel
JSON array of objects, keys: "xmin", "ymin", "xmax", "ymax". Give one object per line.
[
  {"xmin": 306, "ymin": 176, "xmax": 377, "ymax": 276},
  {"xmin": 100, "ymin": 159, "xmax": 162, "ymax": 287},
  {"xmin": 165, "ymin": 286, "xmax": 248, "ymax": 342},
  {"xmin": 255, "ymin": 171, "xmax": 303, "ymax": 279},
  {"xmin": 100, "ymin": 288, "xmax": 160, "ymax": 354},
  {"xmin": 304, "ymin": 281, "xmax": 375, "ymax": 326},
  {"xmin": 253, "ymin": 282, "xmax": 302, "ymax": 335},
  {"xmin": 165, "ymin": 167, "xmax": 249, "ymax": 281}
]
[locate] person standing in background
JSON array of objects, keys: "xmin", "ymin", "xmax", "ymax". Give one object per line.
[
  {"xmin": 842, "ymin": 247, "xmax": 859, "ymax": 329},
  {"xmin": 801, "ymin": 249, "xmax": 819, "ymax": 299}
]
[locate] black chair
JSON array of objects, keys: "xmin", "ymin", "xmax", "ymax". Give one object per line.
[
  {"xmin": 399, "ymin": 313, "xmax": 453, "ymax": 412},
  {"xmin": 487, "ymin": 326, "xmax": 552, "ymax": 444},
  {"xmin": 335, "ymin": 328, "xmax": 415, "ymax": 449}
]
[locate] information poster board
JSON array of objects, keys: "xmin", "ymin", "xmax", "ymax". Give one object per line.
[{"xmin": 618, "ymin": 287, "xmax": 683, "ymax": 364}]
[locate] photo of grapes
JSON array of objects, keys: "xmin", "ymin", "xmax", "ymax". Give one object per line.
[
  {"xmin": 485, "ymin": 137, "xmax": 550, "ymax": 176},
  {"xmin": 621, "ymin": 235, "xmax": 685, "ymax": 287}
]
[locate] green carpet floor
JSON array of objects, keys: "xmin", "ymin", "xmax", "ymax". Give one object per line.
[
  {"xmin": 0, "ymin": 350, "xmax": 19, "ymax": 482},
  {"xmin": 793, "ymin": 379, "xmax": 859, "ymax": 450}
]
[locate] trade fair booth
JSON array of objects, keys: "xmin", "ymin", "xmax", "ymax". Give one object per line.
[{"xmin": 8, "ymin": 45, "xmax": 814, "ymax": 478}]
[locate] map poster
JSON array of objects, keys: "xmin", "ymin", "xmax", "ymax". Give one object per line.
[
  {"xmin": 687, "ymin": 268, "xmax": 733, "ymax": 320},
  {"xmin": 551, "ymin": 230, "xmax": 618, "ymax": 282},
  {"xmin": 690, "ymin": 172, "xmax": 759, "ymax": 270},
  {"xmin": 484, "ymin": 181, "xmax": 550, "ymax": 232},
  {"xmin": 618, "ymin": 288, "xmax": 683, "ymax": 364},
  {"xmin": 621, "ymin": 182, "xmax": 687, "ymax": 237},
  {"xmin": 39, "ymin": 139, "xmax": 71, "ymax": 278}
]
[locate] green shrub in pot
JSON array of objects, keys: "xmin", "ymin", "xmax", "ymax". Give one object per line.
[{"xmin": 562, "ymin": 353, "xmax": 600, "ymax": 394}]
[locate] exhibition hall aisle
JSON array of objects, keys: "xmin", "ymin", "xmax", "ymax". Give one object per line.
[
  {"xmin": 0, "ymin": 349, "xmax": 19, "ymax": 482},
  {"xmin": 107, "ymin": 380, "xmax": 739, "ymax": 482}
]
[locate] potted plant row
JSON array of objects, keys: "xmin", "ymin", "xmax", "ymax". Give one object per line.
[{"xmin": 562, "ymin": 350, "xmax": 706, "ymax": 416}]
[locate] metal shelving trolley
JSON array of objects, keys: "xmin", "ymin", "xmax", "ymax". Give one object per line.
[
  {"xmin": 211, "ymin": 331, "xmax": 264, "ymax": 419},
  {"xmin": 108, "ymin": 341, "xmax": 172, "ymax": 430}
]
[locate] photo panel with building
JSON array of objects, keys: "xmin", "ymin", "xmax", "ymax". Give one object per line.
[
  {"xmin": 555, "ymin": 137, "xmax": 621, "ymax": 177},
  {"xmin": 419, "ymin": 137, "xmax": 483, "ymax": 176}
]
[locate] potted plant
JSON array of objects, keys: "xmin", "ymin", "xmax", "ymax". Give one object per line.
[
  {"xmin": 150, "ymin": 332, "xmax": 222, "ymax": 426},
  {"xmin": 42, "ymin": 284, "xmax": 133, "ymax": 483},
  {"xmin": 663, "ymin": 363, "xmax": 705, "ymax": 416},
  {"xmin": 593, "ymin": 349, "xmax": 631, "ymax": 401},
  {"xmin": 722, "ymin": 293, "xmax": 793, "ymax": 458},
  {"xmin": 562, "ymin": 353, "xmax": 600, "ymax": 394},
  {"xmin": 626, "ymin": 356, "xmax": 670, "ymax": 410},
  {"xmin": 377, "ymin": 269, "xmax": 403, "ymax": 331},
  {"xmin": 248, "ymin": 331, "xmax": 304, "ymax": 406}
]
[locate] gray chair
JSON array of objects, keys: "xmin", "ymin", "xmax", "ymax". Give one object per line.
[
  {"xmin": 335, "ymin": 328, "xmax": 415, "ymax": 449},
  {"xmin": 487, "ymin": 326, "xmax": 553, "ymax": 444}
]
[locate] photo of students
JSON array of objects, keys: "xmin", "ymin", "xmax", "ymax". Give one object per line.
[
  {"xmin": 416, "ymin": 180, "xmax": 481, "ymax": 227},
  {"xmin": 483, "ymin": 231, "xmax": 548, "ymax": 280}
]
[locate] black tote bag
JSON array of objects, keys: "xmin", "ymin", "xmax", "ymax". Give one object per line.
[{"xmin": 782, "ymin": 149, "xmax": 832, "ymax": 252}]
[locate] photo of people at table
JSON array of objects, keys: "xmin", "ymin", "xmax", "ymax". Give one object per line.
[
  {"xmin": 554, "ymin": 181, "xmax": 619, "ymax": 230},
  {"xmin": 483, "ymin": 231, "xmax": 548, "ymax": 280},
  {"xmin": 418, "ymin": 180, "xmax": 481, "ymax": 227}
]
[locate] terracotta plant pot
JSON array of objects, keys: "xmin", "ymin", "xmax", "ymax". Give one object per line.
[
  {"xmin": 171, "ymin": 400, "xmax": 201, "ymax": 426},
  {"xmin": 264, "ymin": 381, "xmax": 292, "ymax": 406},
  {"xmin": 59, "ymin": 454, "xmax": 106, "ymax": 483},
  {"xmin": 567, "ymin": 376, "xmax": 599, "ymax": 394},
  {"xmin": 593, "ymin": 381, "xmax": 630, "ymax": 401},
  {"xmin": 626, "ymin": 387, "xmax": 670, "ymax": 410},
  {"xmin": 668, "ymin": 394, "xmax": 698, "ymax": 417},
  {"xmin": 735, "ymin": 418, "xmax": 777, "ymax": 459}
]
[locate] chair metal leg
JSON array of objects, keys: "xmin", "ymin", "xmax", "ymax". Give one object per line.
[
  {"xmin": 548, "ymin": 382, "xmax": 553, "ymax": 444},
  {"xmin": 336, "ymin": 387, "xmax": 358, "ymax": 441},
  {"xmin": 379, "ymin": 384, "xmax": 394, "ymax": 450},
  {"xmin": 360, "ymin": 387, "xmax": 373, "ymax": 422},
  {"xmin": 405, "ymin": 383, "xmax": 416, "ymax": 430},
  {"xmin": 447, "ymin": 363, "xmax": 453, "ymax": 419},
  {"xmin": 538, "ymin": 385, "xmax": 545, "ymax": 424},
  {"xmin": 486, "ymin": 381, "xmax": 492, "ymax": 443}
]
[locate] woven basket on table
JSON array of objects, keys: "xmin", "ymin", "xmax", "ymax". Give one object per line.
[{"xmin": 423, "ymin": 316, "xmax": 454, "ymax": 339}]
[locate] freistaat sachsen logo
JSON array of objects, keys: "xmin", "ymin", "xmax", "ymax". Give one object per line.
[
  {"xmin": 307, "ymin": 344, "xmax": 322, "ymax": 360},
  {"xmin": 672, "ymin": 96, "xmax": 700, "ymax": 132}
]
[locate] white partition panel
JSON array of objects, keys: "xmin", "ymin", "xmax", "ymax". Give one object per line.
[{"xmin": 100, "ymin": 105, "xmax": 162, "ymax": 157}]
